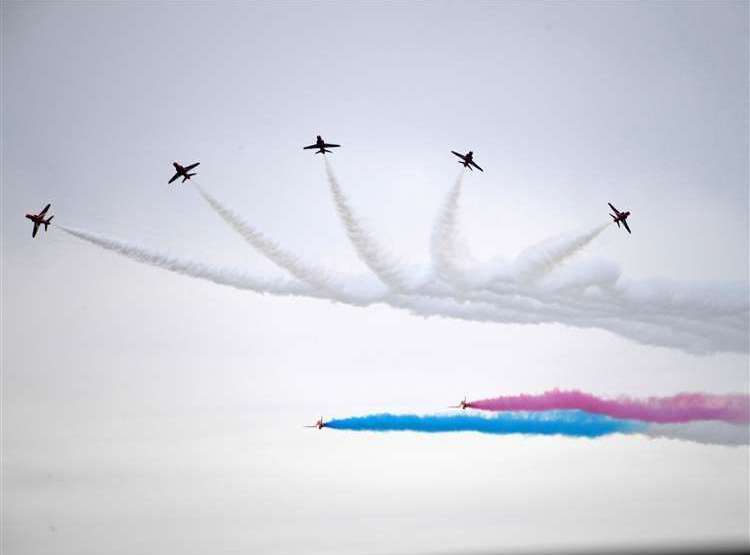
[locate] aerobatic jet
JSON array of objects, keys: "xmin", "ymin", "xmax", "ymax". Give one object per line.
[
  {"xmin": 451, "ymin": 150, "xmax": 484, "ymax": 172},
  {"xmin": 25, "ymin": 203, "xmax": 53, "ymax": 238},
  {"xmin": 608, "ymin": 202, "xmax": 632, "ymax": 234},
  {"xmin": 303, "ymin": 135, "xmax": 340, "ymax": 154},
  {"xmin": 304, "ymin": 417, "xmax": 326, "ymax": 430},
  {"xmin": 168, "ymin": 161, "xmax": 200, "ymax": 184},
  {"xmin": 449, "ymin": 397, "xmax": 470, "ymax": 410}
]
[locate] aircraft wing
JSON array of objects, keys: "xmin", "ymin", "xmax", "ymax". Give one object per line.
[
  {"xmin": 32, "ymin": 221, "xmax": 40, "ymax": 238},
  {"xmin": 39, "ymin": 203, "xmax": 51, "ymax": 217},
  {"xmin": 622, "ymin": 220, "xmax": 631, "ymax": 234},
  {"xmin": 323, "ymin": 143, "xmax": 340, "ymax": 148},
  {"xmin": 451, "ymin": 151, "xmax": 465, "ymax": 160},
  {"xmin": 470, "ymin": 161, "xmax": 484, "ymax": 172},
  {"xmin": 303, "ymin": 144, "xmax": 318, "ymax": 150},
  {"xmin": 608, "ymin": 202, "xmax": 620, "ymax": 215},
  {"xmin": 183, "ymin": 162, "xmax": 200, "ymax": 172},
  {"xmin": 168, "ymin": 172, "xmax": 181, "ymax": 184}
]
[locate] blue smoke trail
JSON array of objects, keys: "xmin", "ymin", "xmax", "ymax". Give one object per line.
[{"xmin": 326, "ymin": 411, "xmax": 646, "ymax": 438}]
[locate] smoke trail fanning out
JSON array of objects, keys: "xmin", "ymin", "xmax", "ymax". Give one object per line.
[
  {"xmin": 59, "ymin": 162, "xmax": 750, "ymax": 354},
  {"xmin": 469, "ymin": 390, "xmax": 750, "ymax": 424},
  {"xmin": 430, "ymin": 170, "xmax": 476, "ymax": 288},
  {"xmin": 326, "ymin": 411, "xmax": 749, "ymax": 446},
  {"xmin": 195, "ymin": 184, "xmax": 338, "ymax": 295},
  {"xmin": 57, "ymin": 225, "xmax": 311, "ymax": 298},
  {"xmin": 326, "ymin": 411, "xmax": 644, "ymax": 438},
  {"xmin": 323, "ymin": 157, "xmax": 409, "ymax": 291}
]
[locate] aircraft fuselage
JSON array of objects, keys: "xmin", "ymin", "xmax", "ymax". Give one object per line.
[{"xmin": 25, "ymin": 214, "xmax": 51, "ymax": 225}]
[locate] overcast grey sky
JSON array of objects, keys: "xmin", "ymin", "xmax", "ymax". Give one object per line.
[{"xmin": 2, "ymin": 2, "xmax": 748, "ymax": 554}]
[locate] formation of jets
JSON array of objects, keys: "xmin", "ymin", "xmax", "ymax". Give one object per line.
[
  {"xmin": 306, "ymin": 397, "xmax": 474, "ymax": 429},
  {"xmin": 307, "ymin": 396, "xmax": 474, "ymax": 429},
  {"xmin": 27, "ymin": 137, "xmax": 638, "ymax": 430},
  {"xmin": 25, "ymin": 134, "xmax": 633, "ymax": 244}
]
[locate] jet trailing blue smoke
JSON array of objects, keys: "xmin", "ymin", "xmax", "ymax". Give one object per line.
[{"xmin": 325, "ymin": 411, "xmax": 646, "ymax": 438}]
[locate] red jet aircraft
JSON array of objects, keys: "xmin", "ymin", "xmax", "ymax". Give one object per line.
[
  {"xmin": 451, "ymin": 150, "xmax": 484, "ymax": 172},
  {"xmin": 25, "ymin": 203, "xmax": 53, "ymax": 238},
  {"xmin": 449, "ymin": 396, "xmax": 470, "ymax": 410},
  {"xmin": 608, "ymin": 202, "xmax": 632, "ymax": 234},
  {"xmin": 168, "ymin": 161, "xmax": 200, "ymax": 184},
  {"xmin": 303, "ymin": 135, "xmax": 340, "ymax": 154},
  {"xmin": 304, "ymin": 417, "xmax": 326, "ymax": 430}
]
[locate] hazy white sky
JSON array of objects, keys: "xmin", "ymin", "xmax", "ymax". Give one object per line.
[{"xmin": 2, "ymin": 2, "xmax": 748, "ymax": 554}]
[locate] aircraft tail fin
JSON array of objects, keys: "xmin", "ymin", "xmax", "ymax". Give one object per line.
[{"xmin": 44, "ymin": 216, "xmax": 53, "ymax": 231}]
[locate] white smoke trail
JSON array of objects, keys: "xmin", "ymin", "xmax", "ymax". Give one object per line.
[
  {"xmin": 196, "ymin": 184, "xmax": 343, "ymax": 296},
  {"xmin": 58, "ymin": 216, "xmax": 749, "ymax": 355},
  {"xmin": 512, "ymin": 223, "xmax": 611, "ymax": 283},
  {"xmin": 323, "ymin": 157, "xmax": 410, "ymax": 292},
  {"xmin": 396, "ymin": 280, "xmax": 748, "ymax": 355},
  {"xmin": 535, "ymin": 258, "xmax": 621, "ymax": 292},
  {"xmin": 57, "ymin": 225, "xmax": 313, "ymax": 298},
  {"xmin": 644, "ymin": 422, "xmax": 749, "ymax": 446},
  {"xmin": 429, "ymin": 174, "xmax": 610, "ymax": 290},
  {"xmin": 430, "ymin": 170, "xmax": 477, "ymax": 288}
]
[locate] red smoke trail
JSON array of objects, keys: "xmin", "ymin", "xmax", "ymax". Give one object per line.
[{"xmin": 469, "ymin": 389, "xmax": 750, "ymax": 424}]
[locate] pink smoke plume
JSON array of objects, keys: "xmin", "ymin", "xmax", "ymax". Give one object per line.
[{"xmin": 468, "ymin": 390, "xmax": 750, "ymax": 424}]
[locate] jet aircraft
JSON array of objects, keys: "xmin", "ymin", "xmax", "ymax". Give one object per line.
[
  {"xmin": 451, "ymin": 150, "xmax": 483, "ymax": 172},
  {"xmin": 25, "ymin": 203, "xmax": 53, "ymax": 238},
  {"xmin": 303, "ymin": 135, "xmax": 340, "ymax": 154},
  {"xmin": 304, "ymin": 417, "xmax": 326, "ymax": 430},
  {"xmin": 608, "ymin": 202, "xmax": 632, "ymax": 234},
  {"xmin": 450, "ymin": 397, "xmax": 470, "ymax": 410},
  {"xmin": 168, "ymin": 161, "xmax": 200, "ymax": 184}
]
